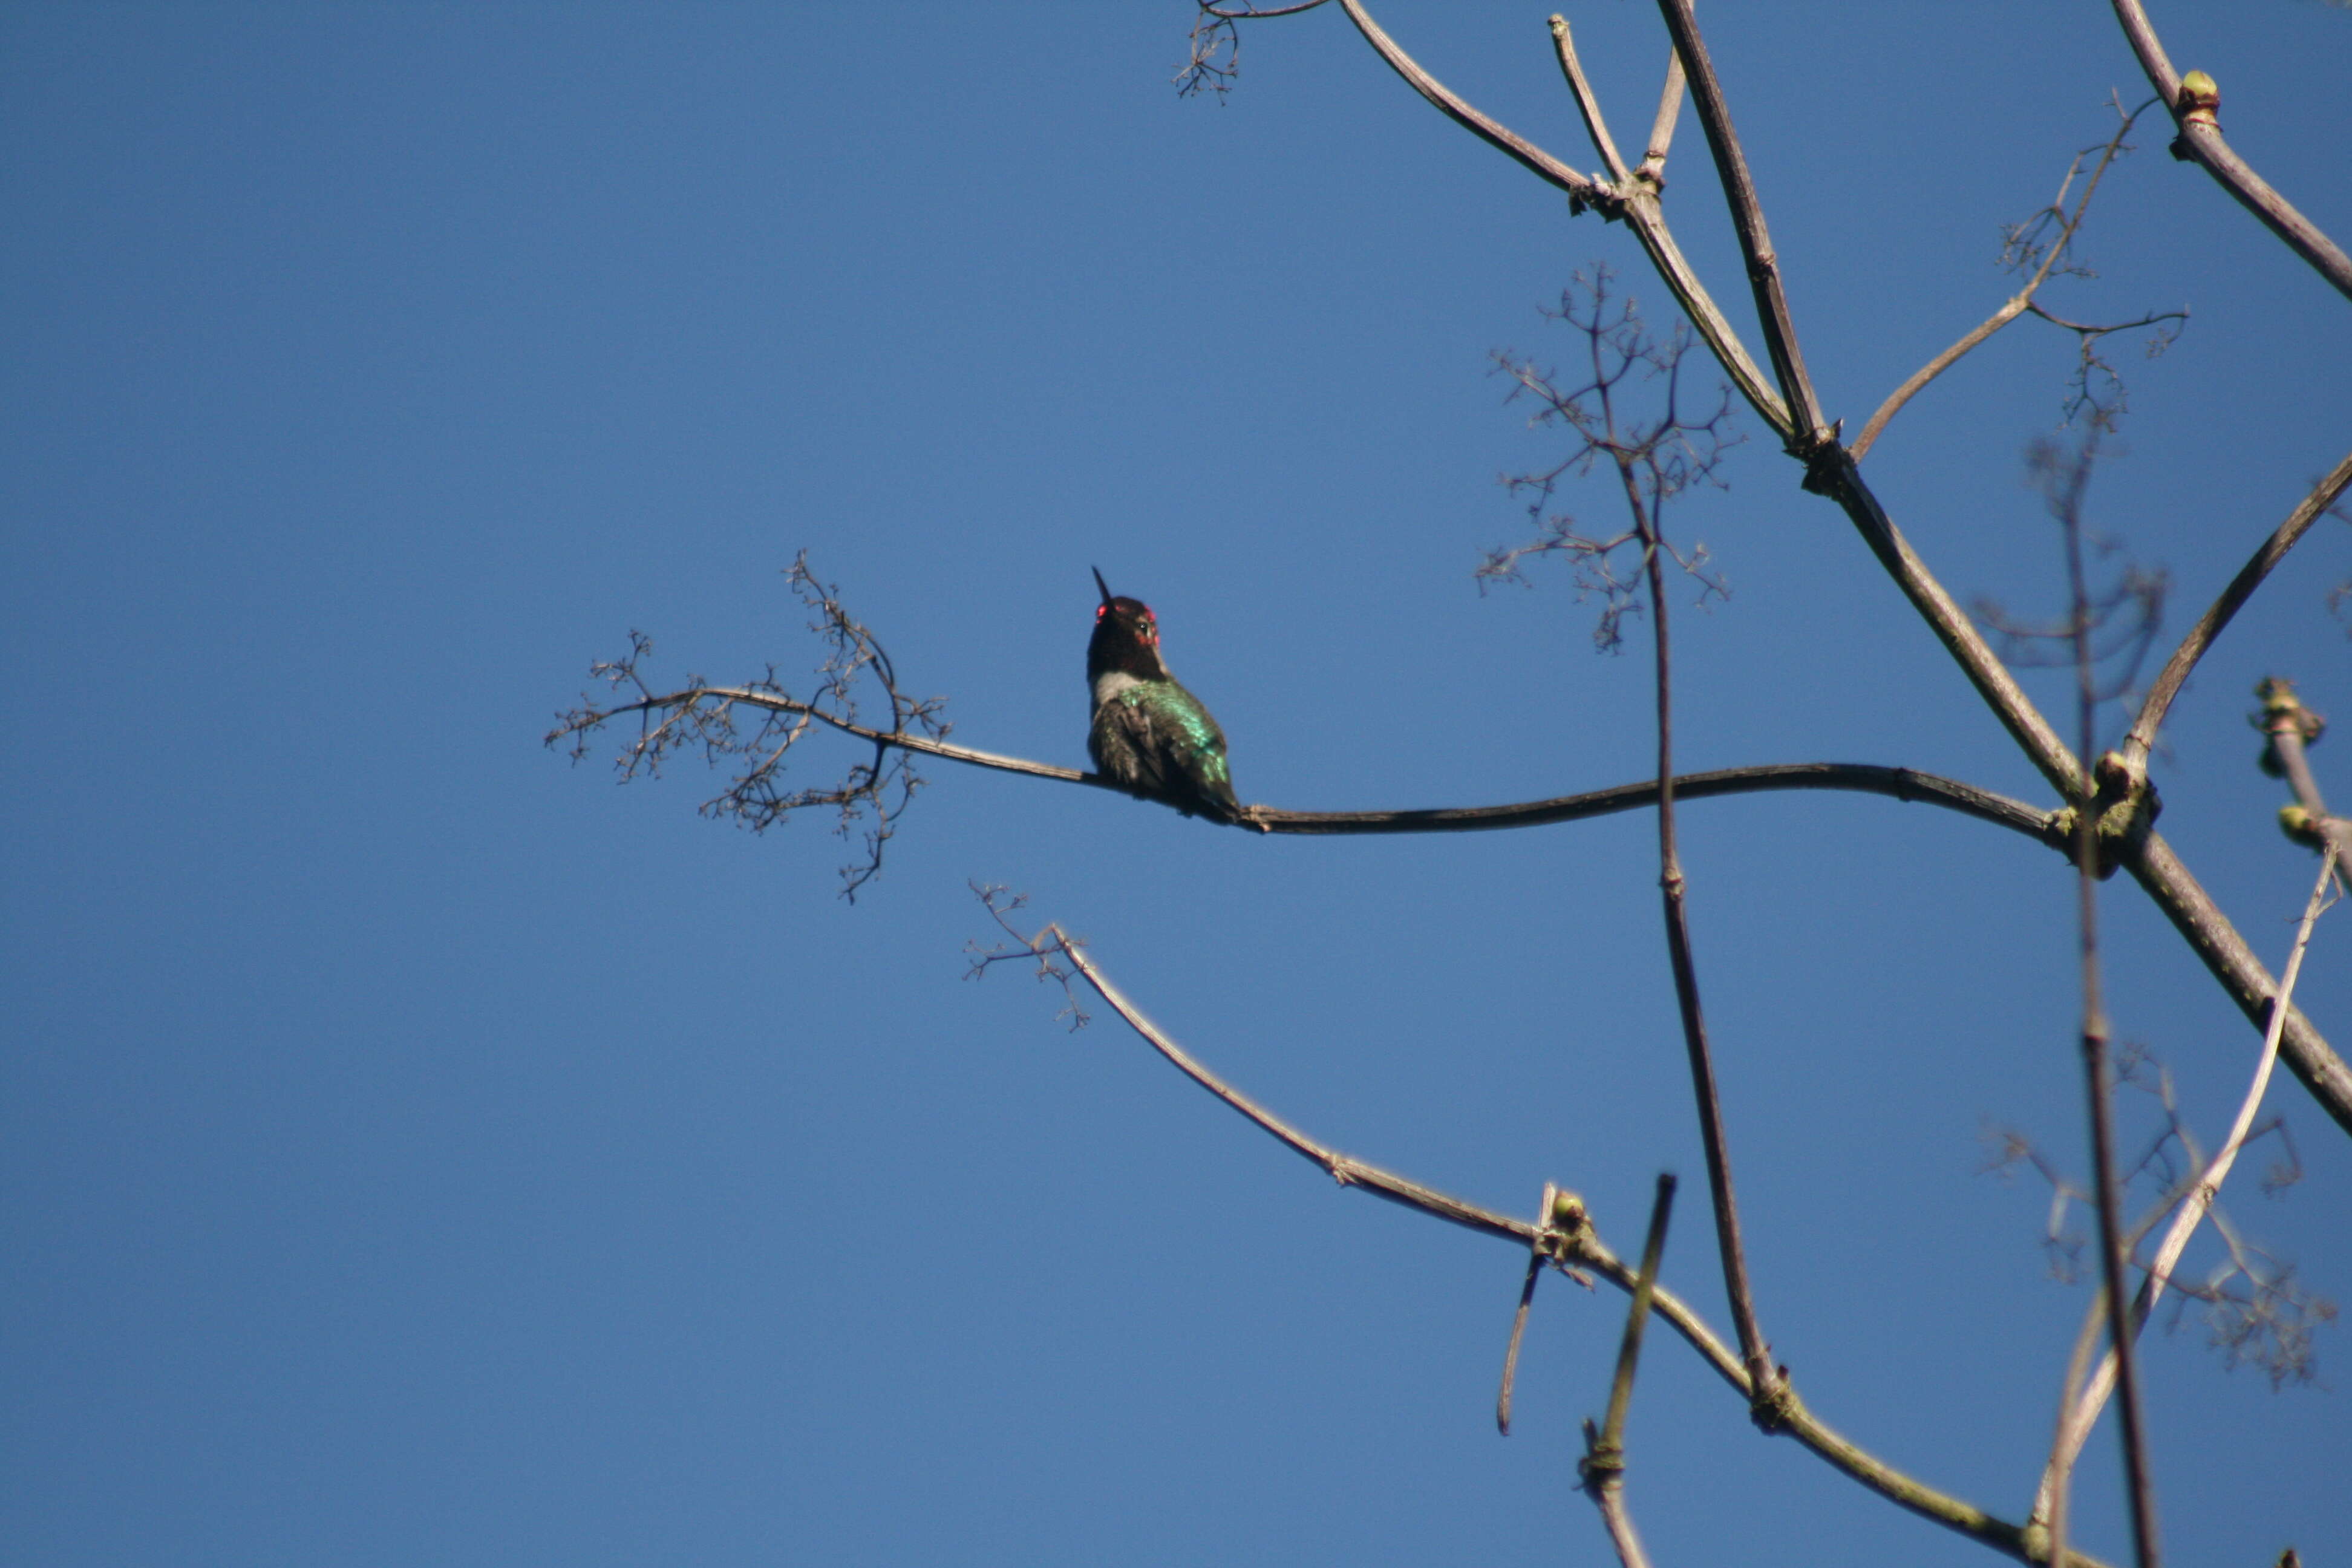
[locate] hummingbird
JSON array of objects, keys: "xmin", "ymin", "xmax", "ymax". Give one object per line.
[{"xmin": 1086, "ymin": 567, "xmax": 1243, "ymax": 824}]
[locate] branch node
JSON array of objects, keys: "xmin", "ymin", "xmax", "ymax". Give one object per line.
[
  {"xmin": 2279, "ymin": 805, "xmax": 2328, "ymax": 852},
  {"xmin": 1748, "ymin": 1369, "xmax": 1797, "ymax": 1432},
  {"xmin": 1577, "ymin": 1420, "xmax": 1627, "ymax": 1483},
  {"xmin": 2171, "ymin": 69, "xmax": 2221, "ymax": 159},
  {"xmin": 1544, "ymin": 1186, "xmax": 1592, "ymax": 1255},
  {"xmin": 1794, "ymin": 423, "xmax": 1848, "ymax": 494},
  {"xmin": 2255, "ymin": 677, "xmax": 2325, "ymax": 777}
]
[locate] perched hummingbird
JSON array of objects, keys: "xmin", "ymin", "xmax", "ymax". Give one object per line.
[{"xmin": 1086, "ymin": 567, "xmax": 1242, "ymax": 824}]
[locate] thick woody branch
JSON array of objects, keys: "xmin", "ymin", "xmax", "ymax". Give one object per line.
[
  {"xmin": 2125, "ymin": 449, "xmax": 2352, "ymax": 767},
  {"xmin": 1652, "ymin": 0, "xmax": 1829, "ymax": 444},
  {"xmin": 1040, "ymin": 927, "xmax": 2114, "ymax": 1568},
  {"xmin": 2106, "ymin": 0, "xmax": 2352, "ymax": 303},
  {"xmin": 1808, "ymin": 457, "xmax": 2087, "ymax": 796},
  {"xmin": 1795, "ymin": 460, "xmax": 2352, "ymax": 1132}
]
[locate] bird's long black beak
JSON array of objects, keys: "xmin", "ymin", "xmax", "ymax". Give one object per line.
[{"xmin": 1091, "ymin": 566, "xmax": 1116, "ymax": 606}]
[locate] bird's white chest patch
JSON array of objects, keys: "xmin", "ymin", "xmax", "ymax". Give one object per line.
[{"xmin": 1092, "ymin": 670, "xmax": 1143, "ymax": 709}]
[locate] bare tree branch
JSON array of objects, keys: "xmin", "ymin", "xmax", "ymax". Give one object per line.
[
  {"xmin": 1328, "ymin": 0, "xmax": 1604, "ymax": 204},
  {"xmin": 1635, "ymin": 44, "xmax": 1685, "ymax": 189},
  {"xmin": 1327, "ymin": 1, "xmax": 1792, "ymax": 433},
  {"xmin": 543, "ymin": 557, "xmax": 947, "ymax": 899},
  {"xmin": 2036, "ymin": 844, "xmax": 2340, "ymax": 1541},
  {"xmin": 1534, "ymin": 274, "xmax": 1777, "ymax": 1402},
  {"xmin": 2258, "ymin": 678, "xmax": 2352, "ymax": 871},
  {"xmin": 2126, "ymin": 832, "xmax": 2352, "ymax": 1137},
  {"xmin": 1652, "ymin": 0, "xmax": 1830, "ymax": 446},
  {"xmin": 2105, "ymin": 1, "xmax": 2352, "ymax": 302},
  {"xmin": 568, "ymin": 623, "xmax": 2352, "ymax": 1141},
  {"xmin": 1493, "ymin": 1181, "xmax": 1562, "ymax": 1437},
  {"xmin": 1258, "ymin": 0, "xmax": 2352, "ymax": 1141},
  {"xmin": 2036, "ymin": 1272, "xmax": 2110, "ymax": 1568},
  {"xmin": 561, "ymin": 666, "xmax": 2066, "ymax": 845},
  {"xmin": 2047, "ymin": 437, "xmax": 2163, "ymax": 1568},
  {"xmin": 1547, "ymin": 15, "xmax": 1632, "ymax": 185},
  {"xmin": 993, "ymin": 911, "xmax": 2115, "ymax": 1568},
  {"xmin": 1853, "ymin": 100, "xmax": 2167, "ymax": 462},
  {"xmin": 2125, "ymin": 449, "xmax": 2352, "ymax": 769},
  {"xmin": 1177, "ymin": 0, "xmax": 1334, "ymax": 100},
  {"xmin": 1252, "ymin": 763, "xmax": 2061, "ymax": 841},
  {"xmin": 1579, "ymin": 1172, "xmax": 1677, "ymax": 1568}
]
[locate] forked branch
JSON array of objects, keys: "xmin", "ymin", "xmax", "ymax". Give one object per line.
[
  {"xmin": 1259, "ymin": 0, "xmax": 2352, "ymax": 1138},
  {"xmin": 1853, "ymin": 100, "xmax": 2167, "ymax": 462},
  {"xmin": 1548, "ymin": 16, "xmax": 1631, "ymax": 186},
  {"xmin": 981, "ymin": 907, "xmax": 2114, "ymax": 1568},
  {"xmin": 1325, "ymin": 1, "xmax": 1790, "ymax": 432}
]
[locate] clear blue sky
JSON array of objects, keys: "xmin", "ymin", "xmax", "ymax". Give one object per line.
[{"xmin": 5, "ymin": 4, "xmax": 2348, "ymax": 1564}]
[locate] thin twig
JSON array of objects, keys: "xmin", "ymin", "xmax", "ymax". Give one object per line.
[
  {"xmin": 1547, "ymin": 15, "xmax": 1631, "ymax": 184},
  {"xmin": 2106, "ymin": 0, "xmax": 2352, "ymax": 303},
  {"xmin": 1632, "ymin": 426, "xmax": 1772, "ymax": 1400},
  {"xmin": 2259, "ymin": 679, "xmax": 2352, "ymax": 870},
  {"xmin": 1333, "ymin": 0, "xmax": 1791, "ymax": 434},
  {"xmin": 1028, "ymin": 923, "xmax": 2115, "ymax": 1568},
  {"xmin": 2125, "ymin": 450, "xmax": 2352, "ymax": 769},
  {"xmin": 1854, "ymin": 306, "xmax": 2031, "ymax": 463},
  {"xmin": 1330, "ymin": 0, "xmax": 1604, "ymax": 204},
  {"xmin": 1579, "ymin": 1173, "xmax": 1676, "ymax": 1568},
  {"xmin": 2035, "ymin": 844, "xmax": 2339, "ymax": 1533},
  {"xmin": 1059, "ymin": 932, "xmax": 1529, "ymax": 1241},
  {"xmin": 1651, "ymin": 0, "xmax": 1828, "ymax": 444},
  {"xmin": 1587, "ymin": 1480, "xmax": 1653, "ymax": 1568},
  {"xmin": 1598, "ymin": 1173, "xmax": 1678, "ymax": 1457},
  {"xmin": 1851, "ymin": 100, "xmax": 2158, "ymax": 462},
  {"xmin": 1635, "ymin": 46, "xmax": 1685, "ymax": 188},
  {"xmin": 2037, "ymin": 1279, "xmax": 2108, "ymax": 1568},
  {"xmin": 2059, "ymin": 442, "xmax": 2163, "ymax": 1568},
  {"xmin": 1203, "ymin": 0, "xmax": 1330, "ymax": 15},
  {"xmin": 1495, "ymin": 1183, "xmax": 1555, "ymax": 1436},
  {"xmin": 2126, "ymin": 832, "xmax": 2352, "ymax": 1137}
]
